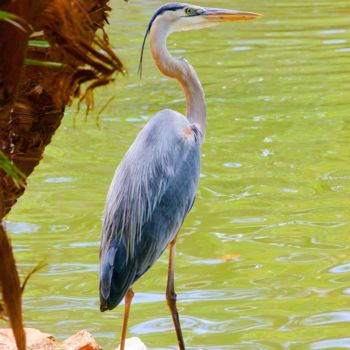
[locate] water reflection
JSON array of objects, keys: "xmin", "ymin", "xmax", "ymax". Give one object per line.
[
  {"xmin": 44, "ymin": 263, "xmax": 98, "ymax": 275},
  {"xmin": 5, "ymin": 220, "xmax": 39, "ymax": 234},
  {"xmin": 276, "ymin": 252, "xmax": 330, "ymax": 263},
  {"xmin": 44, "ymin": 177, "xmax": 74, "ymax": 183},
  {"xmin": 329, "ymin": 262, "xmax": 350, "ymax": 274},
  {"xmin": 131, "ymin": 316, "xmax": 232, "ymax": 335},
  {"xmin": 306, "ymin": 337, "xmax": 350, "ymax": 350},
  {"xmin": 300, "ymin": 311, "xmax": 350, "ymax": 326}
]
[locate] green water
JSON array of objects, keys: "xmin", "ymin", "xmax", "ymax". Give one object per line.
[{"xmin": 4, "ymin": 0, "xmax": 350, "ymax": 348}]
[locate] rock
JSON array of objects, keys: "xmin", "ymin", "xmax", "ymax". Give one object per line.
[
  {"xmin": 0, "ymin": 328, "xmax": 56, "ymax": 350},
  {"xmin": 116, "ymin": 337, "xmax": 147, "ymax": 350},
  {"xmin": 0, "ymin": 328, "xmax": 102, "ymax": 350},
  {"xmin": 0, "ymin": 328, "xmax": 19, "ymax": 350},
  {"xmin": 63, "ymin": 330, "xmax": 102, "ymax": 350}
]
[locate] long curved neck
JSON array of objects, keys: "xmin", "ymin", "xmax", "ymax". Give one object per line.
[{"xmin": 149, "ymin": 21, "xmax": 207, "ymax": 137}]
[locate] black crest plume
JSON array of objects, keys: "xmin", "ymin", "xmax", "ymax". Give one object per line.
[{"xmin": 138, "ymin": 3, "xmax": 186, "ymax": 79}]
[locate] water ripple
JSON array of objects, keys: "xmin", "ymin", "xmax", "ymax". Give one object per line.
[
  {"xmin": 301, "ymin": 311, "xmax": 350, "ymax": 326},
  {"xmin": 131, "ymin": 315, "xmax": 270, "ymax": 336},
  {"xmin": 310, "ymin": 337, "xmax": 350, "ymax": 349},
  {"xmin": 131, "ymin": 316, "xmax": 231, "ymax": 335},
  {"xmin": 329, "ymin": 262, "xmax": 350, "ymax": 273},
  {"xmin": 44, "ymin": 177, "xmax": 74, "ymax": 183},
  {"xmin": 276, "ymin": 252, "xmax": 330, "ymax": 263},
  {"xmin": 5, "ymin": 220, "xmax": 39, "ymax": 234},
  {"xmin": 42, "ymin": 263, "xmax": 98, "ymax": 275},
  {"xmin": 132, "ymin": 289, "xmax": 271, "ymax": 305},
  {"xmin": 24, "ymin": 296, "xmax": 97, "ymax": 311}
]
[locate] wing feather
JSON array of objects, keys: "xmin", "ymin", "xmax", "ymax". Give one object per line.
[{"xmin": 99, "ymin": 110, "xmax": 201, "ymax": 310}]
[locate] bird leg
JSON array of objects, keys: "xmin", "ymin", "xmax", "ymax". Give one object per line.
[
  {"xmin": 166, "ymin": 238, "xmax": 185, "ymax": 350},
  {"xmin": 119, "ymin": 288, "xmax": 134, "ymax": 350}
]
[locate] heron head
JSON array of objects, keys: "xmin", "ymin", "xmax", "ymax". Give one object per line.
[
  {"xmin": 152, "ymin": 3, "xmax": 261, "ymax": 32},
  {"xmin": 138, "ymin": 3, "xmax": 261, "ymax": 76}
]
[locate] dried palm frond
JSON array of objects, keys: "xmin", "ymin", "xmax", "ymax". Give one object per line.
[
  {"xmin": 0, "ymin": 223, "xmax": 24, "ymax": 349},
  {"xmin": 21, "ymin": 261, "xmax": 47, "ymax": 294},
  {"xmin": 0, "ymin": 1, "xmax": 124, "ymax": 349}
]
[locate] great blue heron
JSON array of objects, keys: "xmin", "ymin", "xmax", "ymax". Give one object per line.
[{"xmin": 99, "ymin": 3, "xmax": 260, "ymax": 349}]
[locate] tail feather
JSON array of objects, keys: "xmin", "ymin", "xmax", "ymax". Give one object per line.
[
  {"xmin": 100, "ymin": 268, "xmax": 137, "ymax": 311},
  {"xmin": 99, "ymin": 245, "xmax": 137, "ymax": 311}
]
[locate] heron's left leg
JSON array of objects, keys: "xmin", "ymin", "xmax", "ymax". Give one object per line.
[
  {"xmin": 119, "ymin": 287, "xmax": 134, "ymax": 350},
  {"xmin": 166, "ymin": 238, "xmax": 185, "ymax": 350}
]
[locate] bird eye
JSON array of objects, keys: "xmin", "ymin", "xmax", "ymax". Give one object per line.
[{"xmin": 184, "ymin": 7, "xmax": 195, "ymax": 15}]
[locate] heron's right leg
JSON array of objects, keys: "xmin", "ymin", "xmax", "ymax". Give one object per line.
[
  {"xmin": 166, "ymin": 238, "xmax": 185, "ymax": 350},
  {"xmin": 120, "ymin": 287, "xmax": 134, "ymax": 350}
]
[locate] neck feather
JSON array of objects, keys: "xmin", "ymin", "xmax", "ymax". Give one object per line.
[{"xmin": 149, "ymin": 21, "xmax": 207, "ymax": 137}]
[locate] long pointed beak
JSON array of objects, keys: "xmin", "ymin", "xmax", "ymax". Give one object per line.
[{"xmin": 202, "ymin": 8, "xmax": 262, "ymax": 22}]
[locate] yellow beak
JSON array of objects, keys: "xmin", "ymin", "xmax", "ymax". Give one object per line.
[{"xmin": 202, "ymin": 8, "xmax": 262, "ymax": 22}]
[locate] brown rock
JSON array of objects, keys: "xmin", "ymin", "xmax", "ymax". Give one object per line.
[
  {"xmin": 0, "ymin": 328, "xmax": 101, "ymax": 350},
  {"xmin": 0, "ymin": 328, "xmax": 55, "ymax": 349},
  {"xmin": 62, "ymin": 330, "xmax": 101, "ymax": 350}
]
